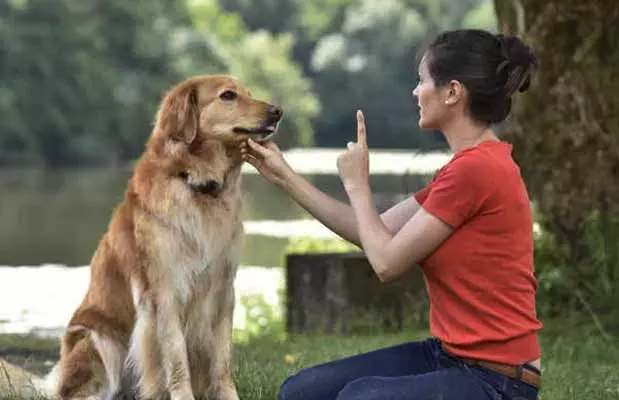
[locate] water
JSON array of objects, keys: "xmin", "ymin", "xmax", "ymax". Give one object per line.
[
  {"xmin": 0, "ymin": 148, "xmax": 448, "ymax": 336},
  {"xmin": 0, "ymin": 264, "xmax": 284, "ymax": 337},
  {"xmin": 0, "ymin": 149, "xmax": 448, "ymax": 267}
]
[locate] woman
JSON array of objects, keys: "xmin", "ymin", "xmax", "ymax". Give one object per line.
[{"xmin": 240, "ymin": 29, "xmax": 542, "ymax": 400}]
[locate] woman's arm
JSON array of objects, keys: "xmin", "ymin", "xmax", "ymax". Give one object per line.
[
  {"xmin": 280, "ymin": 172, "xmax": 422, "ymax": 247},
  {"xmin": 337, "ymin": 110, "xmax": 452, "ymax": 281},
  {"xmin": 279, "ymin": 171, "xmax": 360, "ymax": 245},
  {"xmin": 243, "ymin": 139, "xmax": 422, "ymax": 247},
  {"xmin": 347, "ymin": 186, "xmax": 452, "ymax": 282}
]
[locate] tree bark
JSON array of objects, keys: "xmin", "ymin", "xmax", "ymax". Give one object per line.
[
  {"xmin": 285, "ymin": 252, "xmax": 427, "ymax": 334},
  {"xmin": 493, "ymin": 0, "xmax": 619, "ymax": 308}
]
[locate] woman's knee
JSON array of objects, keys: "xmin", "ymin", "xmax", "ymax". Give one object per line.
[
  {"xmin": 336, "ymin": 376, "xmax": 382, "ymax": 400},
  {"xmin": 277, "ymin": 367, "xmax": 322, "ymax": 400}
]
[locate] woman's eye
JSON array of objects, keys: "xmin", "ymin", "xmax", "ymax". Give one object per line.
[{"xmin": 220, "ymin": 90, "xmax": 237, "ymax": 101}]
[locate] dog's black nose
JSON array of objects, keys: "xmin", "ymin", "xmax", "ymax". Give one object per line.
[{"xmin": 266, "ymin": 105, "xmax": 283, "ymax": 121}]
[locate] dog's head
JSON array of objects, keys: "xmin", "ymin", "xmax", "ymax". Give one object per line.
[
  {"xmin": 144, "ymin": 75, "xmax": 283, "ymax": 198},
  {"xmin": 154, "ymin": 74, "xmax": 283, "ymax": 146}
]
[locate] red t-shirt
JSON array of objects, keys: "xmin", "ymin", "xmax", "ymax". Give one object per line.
[{"xmin": 414, "ymin": 140, "xmax": 542, "ymax": 365}]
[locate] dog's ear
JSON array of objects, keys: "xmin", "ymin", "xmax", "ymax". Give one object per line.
[{"xmin": 157, "ymin": 84, "xmax": 199, "ymax": 144}]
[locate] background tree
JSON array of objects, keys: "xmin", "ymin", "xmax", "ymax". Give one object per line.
[
  {"xmin": 0, "ymin": 0, "xmax": 205, "ymax": 166},
  {"xmin": 186, "ymin": 0, "xmax": 321, "ymax": 148},
  {"xmin": 494, "ymin": 0, "xmax": 619, "ymax": 329},
  {"xmin": 0, "ymin": 0, "xmax": 496, "ymax": 164},
  {"xmin": 220, "ymin": 0, "xmax": 496, "ymax": 149}
]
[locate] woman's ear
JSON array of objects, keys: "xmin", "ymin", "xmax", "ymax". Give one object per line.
[
  {"xmin": 444, "ymin": 79, "xmax": 465, "ymax": 106},
  {"xmin": 156, "ymin": 84, "xmax": 199, "ymax": 144}
]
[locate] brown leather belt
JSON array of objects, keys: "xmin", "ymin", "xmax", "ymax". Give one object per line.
[{"xmin": 442, "ymin": 347, "xmax": 541, "ymax": 389}]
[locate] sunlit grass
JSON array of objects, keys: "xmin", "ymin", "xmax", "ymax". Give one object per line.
[
  {"xmin": 1, "ymin": 323, "xmax": 618, "ymax": 399},
  {"xmin": 233, "ymin": 328, "xmax": 619, "ymax": 400}
]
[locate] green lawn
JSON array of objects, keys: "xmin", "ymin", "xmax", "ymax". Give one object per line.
[
  {"xmin": 1, "ymin": 324, "xmax": 618, "ymax": 399},
  {"xmin": 234, "ymin": 328, "xmax": 619, "ymax": 400}
]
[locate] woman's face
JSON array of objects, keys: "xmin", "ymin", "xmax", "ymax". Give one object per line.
[{"xmin": 412, "ymin": 54, "xmax": 450, "ymax": 130}]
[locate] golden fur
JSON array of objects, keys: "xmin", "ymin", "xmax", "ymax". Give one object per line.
[{"xmin": 43, "ymin": 75, "xmax": 283, "ymax": 400}]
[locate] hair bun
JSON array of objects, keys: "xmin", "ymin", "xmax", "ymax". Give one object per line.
[{"xmin": 496, "ymin": 34, "xmax": 538, "ymax": 95}]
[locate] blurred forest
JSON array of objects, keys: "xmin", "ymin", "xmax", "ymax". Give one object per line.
[
  {"xmin": 0, "ymin": 0, "xmax": 496, "ymax": 166},
  {"xmin": 1, "ymin": 0, "xmax": 618, "ymax": 329}
]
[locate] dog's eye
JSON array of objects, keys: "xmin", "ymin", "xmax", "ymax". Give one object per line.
[{"xmin": 220, "ymin": 90, "xmax": 237, "ymax": 101}]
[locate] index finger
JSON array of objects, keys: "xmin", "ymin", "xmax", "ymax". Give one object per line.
[{"xmin": 356, "ymin": 110, "xmax": 367, "ymax": 147}]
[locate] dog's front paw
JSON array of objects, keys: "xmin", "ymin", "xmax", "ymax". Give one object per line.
[
  {"xmin": 218, "ymin": 385, "xmax": 240, "ymax": 400},
  {"xmin": 170, "ymin": 387, "xmax": 196, "ymax": 400}
]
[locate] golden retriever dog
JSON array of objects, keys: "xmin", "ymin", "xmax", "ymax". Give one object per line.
[{"xmin": 43, "ymin": 75, "xmax": 283, "ymax": 400}]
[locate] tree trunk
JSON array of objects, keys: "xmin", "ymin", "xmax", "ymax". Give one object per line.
[
  {"xmin": 285, "ymin": 252, "xmax": 427, "ymax": 334},
  {"xmin": 493, "ymin": 0, "xmax": 619, "ymax": 313}
]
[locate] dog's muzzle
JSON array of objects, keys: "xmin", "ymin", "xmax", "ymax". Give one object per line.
[
  {"xmin": 232, "ymin": 105, "xmax": 284, "ymax": 141},
  {"xmin": 179, "ymin": 172, "xmax": 222, "ymax": 197}
]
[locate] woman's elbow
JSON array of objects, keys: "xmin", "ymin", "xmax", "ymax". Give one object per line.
[
  {"xmin": 375, "ymin": 264, "xmax": 398, "ymax": 283},
  {"xmin": 374, "ymin": 260, "xmax": 417, "ymax": 283}
]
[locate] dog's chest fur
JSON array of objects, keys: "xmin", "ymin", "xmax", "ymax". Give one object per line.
[{"xmin": 145, "ymin": 188, "xmax": 243, "ymax": 310}]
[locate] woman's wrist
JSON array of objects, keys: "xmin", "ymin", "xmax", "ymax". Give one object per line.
[
  {"xmin": 345, "ymin": 181, "xmax": 371, "ymax": 200},
  {"xmin": 279, "ymin": 167, "xmax": 301, "ymax": 192}
]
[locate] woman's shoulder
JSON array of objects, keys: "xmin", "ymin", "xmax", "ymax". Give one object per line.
[
  {"xmin": 439, "ymin": 144, "xmax": 492, "ymax": 174},
  {"xmin": 445, "ymin": 141, "xmax": 513, "ymax": 172},
  {"xmin": 429, "ymin": 141, "xmax": 515, "ymax": 194}
]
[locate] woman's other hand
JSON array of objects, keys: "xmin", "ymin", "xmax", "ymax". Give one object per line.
[{"xmin": 337, "ymin": 110, "xmax": 370, "ymax": 194}]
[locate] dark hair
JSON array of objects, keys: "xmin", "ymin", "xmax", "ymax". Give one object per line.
[{"xmin": 422, "ymin": 29, "xmax": 537, "ymax": 124}]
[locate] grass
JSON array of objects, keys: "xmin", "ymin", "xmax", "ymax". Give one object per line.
[
  {"xmin": 233, "ymin": 327, "xmax": 619, "ymax": 400},
  {"xmin": 1, "ymin": 323, "xmax": 618, "ymax": 399}
]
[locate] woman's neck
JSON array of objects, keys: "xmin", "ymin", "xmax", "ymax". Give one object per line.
[{"xmin": 441, "ymin": 117, "xmax": 498, "ymax": 153}]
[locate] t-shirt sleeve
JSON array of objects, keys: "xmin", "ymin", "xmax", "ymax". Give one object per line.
[
  {"xmin": 418, "ymin": 156, "xmax": 489, "ymax": 228},
  {"xmin": 413, "ymin": 184, "xmax": 432, "ymax": 204}
]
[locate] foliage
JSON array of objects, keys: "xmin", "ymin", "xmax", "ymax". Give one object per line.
[
  {"xmin": 233, "ymin": 292, "xmax": 286, "ymax": 343},
  {"xmin": 0, "ymin": 0, "xmax": 501, "ymax": 166},
  {"xmin": 222, "ymin": 0, "xmax": 498, "ymax": 150},
  {"xmin": 532, "ymin": 209, "xmax": 577, "ymax": 318},
  {"xmin": 283, "ymin": 236, "xmax": 361, "ymax": 254},
  {"xmin": 0, "ymin": 0, "xmax": 198, "ymax": 166},
  {"xmin": 461, "ymin": 0, "xmax": 498, "ymax": 30},
  {"xmin": 0, "ymin": 0, "xmax": 500, "ymax": 166},
  {"xmin": 225, "ymin": 31, "xmax": 321, "ymax": 148},
  {"xmin": 187, "ymin": 0, "xmax": 321, "ymax": 148},
  {"xmin": 0, "ymin": 0, "xmax": 321, "ymax": 166},
  {"xmin": 494, "ymin": 0, "xmax": 619, "ymax": 327}
]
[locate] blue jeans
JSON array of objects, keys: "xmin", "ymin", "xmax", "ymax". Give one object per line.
[{"xmin": 277, "ymin": 338, "xmax": 539, "ymax": 400}]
